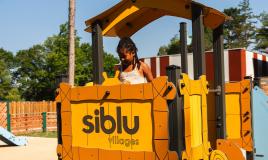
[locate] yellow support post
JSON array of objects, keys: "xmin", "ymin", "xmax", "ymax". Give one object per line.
[{"xmin": 179, "ymin": 74, "xmax": 227, "ymax": 160}]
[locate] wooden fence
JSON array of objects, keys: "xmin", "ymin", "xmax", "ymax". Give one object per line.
[
  {"xmin": 0, "ymin": 102, "xmax": 7, "ymax": 128},
  {"xmin": 0, "ymin": 101, "xmax": 57, "ymax": 134}
]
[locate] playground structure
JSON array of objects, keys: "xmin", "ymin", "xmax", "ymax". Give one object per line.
[
  {"xmin": 252, "ymin": 86, "xmax": 268, "ymax": 159},
  {"xmin": 56, "ymin": 0, "xmax": 267, "ymax": 160},
  {"xmin": 0, "ymin": 126, "xmax": 27, "ymax": 146},
  {"xmin": 56, "ymin": 75, "xmax": 180, "ymax": 160}
]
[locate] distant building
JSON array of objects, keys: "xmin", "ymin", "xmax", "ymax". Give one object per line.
[{"xmin": 136, "ymin": 48, "xmax": 268, "ymax": 82}]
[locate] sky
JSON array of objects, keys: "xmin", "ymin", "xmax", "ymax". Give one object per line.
[{"xmin": 0, "ymin": 0, "xmax": 267, "ymax": 58}]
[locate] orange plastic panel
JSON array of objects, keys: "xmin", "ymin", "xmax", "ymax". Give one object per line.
[
  {"xmin": 207, "ymin": 79, "xmax": 253, "ymax": 152},
  {"xmin": 56, "ymin": 76, "xmax": 178, "ymax": 160},
  {"xmin": 153, "ymin": 111, "xmax": 168, "ymax": 139},
  {"xmin": 225, "ymin": 79, "xmax": 253, "ymax": 152},
  {"xmin": 217, "ymin": 139, "xmax": 245, "ymax": 160}
]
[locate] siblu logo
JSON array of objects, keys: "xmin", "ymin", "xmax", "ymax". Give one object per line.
[{"xmin": 82, "ymin": 106, "xmax": 139, "ymax": 135}]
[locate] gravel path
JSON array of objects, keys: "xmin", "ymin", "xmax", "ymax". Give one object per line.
[{"xmin": 0, "ymin": 137, "xmax": 57, "ymax": 160}]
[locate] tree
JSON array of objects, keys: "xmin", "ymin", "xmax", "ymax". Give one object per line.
[
  {"xmin": 14, "ymin": 45, "xmax": 48, "ymax": 100},
  {"xmin": 223, "ymin": 7, "xmax": 241, "ymax": 48},
  {"xmin": 5, "ymin": 88, "xmax": 21, "ymax": 101},
  {"xmin": 0, "ymin": 48, "xmax": 18, "ymax": 100},
  {"xmin": 157, "ymin": 27, "xmax": 213, "ymax": 56},
  {"xmin": 238, "ymin": 0, "xmax": 256, "ymax": 48},
  {"xmin": 0, "ymin": 48, "xmax": 14, "ymax": 69},
  {"xmin": 157, "ymin": 35, "xmax": 179, "ymax": 56},
  {"xmin": 75, "ymin": 43, "xmax": 93, "ymax": 86},
  {"xmin": 104, "ymin": 53, "xmax": 119, "ymax": 77},
  {"xmin": 255, "ymin": 12, "xmax": 268, "ymax": 51},
  {"xmin": 166, "ymin": 35, "xmax": 181, "ymax": 55},
  {"xmin": 204, "ymin": 27, "xmax": 213, "ymax": 51},
  {"xmin": 223, "ymin": 0, "xmax": 256, "ymax": 49},
  {"xmin": 0, "ymin": 60, "xmax": 12, "ymax": 100},
  {"xmin": 14, "ymin": 23, "xmax": 119, "ymax": 100},
  {"xmin": 44, "ymin": 23, "xmax": 70, "ymax": 89},
  {"xmin": 157, "ymin": 46, "xmax": 168, "ymax": 56},
  {"xmin": 157, "ymin": 35, "xmax": 192, "ymax": 56}
]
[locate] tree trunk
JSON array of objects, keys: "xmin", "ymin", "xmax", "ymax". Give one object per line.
[{"xmin": 68, "ymin": 0, "xmax": 75, "ymax": 86}]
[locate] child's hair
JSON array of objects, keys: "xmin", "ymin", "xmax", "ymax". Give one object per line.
[{"xmin": 117, "ymin": 37, "xmax": 140, "ymax": 69}]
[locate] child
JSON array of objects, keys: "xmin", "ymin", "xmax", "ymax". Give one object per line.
[{"xmin": 117, "ymin": 37, "xmax": 153, "ymax": 84}]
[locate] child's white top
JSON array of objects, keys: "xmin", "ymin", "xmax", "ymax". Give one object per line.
[{"xmin": 120, "ymin": 65, "xmax": 147, "ymax": 84}]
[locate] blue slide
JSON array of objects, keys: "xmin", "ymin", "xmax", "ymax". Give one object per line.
[
  {"xmin": 253, "ymin": 86, "xmax": 268, "ymax": 159},
  {"xmin": 0, "ymin": 127, "xmax": 27, "ymax": 146}
]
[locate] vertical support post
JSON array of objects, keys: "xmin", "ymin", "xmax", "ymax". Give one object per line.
[
  {"xmin": 180, "ymin": 22, "xmax": 188, "ymax": 73},
  {"xmin": 56, "ymin": 103, "xmax": 62, "ymax": 145},
  {"xmin": 42, "ymin": 112, "xmax": 47, "ymax": 132},
  {"xmin": 244, "ymin": 76, "xmax": 254, "ymax": 160},
  {"xmin": 213, "ymin": 24, "xmax": 226, "ymax": 139},
  {"xmin": 7, "ymin": 101, "xmax": 11, "ymax": 132},
  {"xmin": 68, "ymin": 0, "xmax": 76, "ymax": 86},
  {"xmin": 192, "ymin": 3, "xmax": 205, "ymax": 79},
  {"xmin": 166, "ymin": 65, "xmax": 184, "ymax": 159},
  {"xmin": 92, "ymin": 21, "xmax": 104, "ymax": 84}
]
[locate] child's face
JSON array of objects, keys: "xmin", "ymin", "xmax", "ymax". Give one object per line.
[{"xmin": 119, "ymin": 48, "xmax": 135, "ymax": 65}]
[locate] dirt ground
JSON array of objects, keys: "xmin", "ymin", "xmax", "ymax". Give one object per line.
[{"xmin": 0, "ymin": 137, "xmax": 57, "ymax": 160}]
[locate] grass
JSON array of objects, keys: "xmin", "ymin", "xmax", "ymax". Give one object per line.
[{"xmin": 18, "ymin": 131, "xmax": 57, "ymax": 138}]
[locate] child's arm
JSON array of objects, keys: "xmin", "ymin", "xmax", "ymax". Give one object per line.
[{"xmin": 141, "ymin": 62, "xmax": 154, "ymax": 82}]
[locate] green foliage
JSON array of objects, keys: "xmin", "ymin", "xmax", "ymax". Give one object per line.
[
  {"xmin": 223, "ymin": 7, "xmax": 241, "ymax": 48},
  {"xmin": 157, "ymin": 27, "xmax": 212, "ymax": 56},
  {"xmin": 255, "ymin": 12, "xmax": 268, "ymax": 51},
  {"xmin": 223, "ymin": 0, "xmax": 257, "ymax": 49},
  {"xmin": 157, "ymin": 35, "xmax": 192, "ymax": 56},
  {"xmin": 157, "ymin": 35, "xmax": 179, "ymax": 55},
  {"xmin": 0, "ymin": 60, "xmax": 12, "ymax": 100},
  {"xmin": 0, "ymin": 48, "xmax": 14, "ymax": 69},
  {"xmin": 204, "ymin": 27, "xmax": 213, "ymax": 51},
  {"xmin": 158, "ymin": 0, "xmax": 257, "ymax": 53},
  {"xmin": 104, "ymin": 53, "xmax": 119, "ymax": 77},
  {"xmin": 0, "ymin": 48, "xmax": 17, "ymax": 101},
  {"xmin": 5, "ymin": 88, "xmax": 21, "ymax": 101},
  {"xmin": 13, "ymin": 23, "xmax": 119, "ymax": 101},
  {"xmin": 157, "ymin": 46, "xmax": 168, "ymax": 56},
  {"xmin": 167, "ymin": 35, "xmax": 181, "ymax": 55},
  {"xmin": 14, "ymin": 45, "xmax": 48, "ymax": 100},
  {"xmin": 75, "ymin": 43, "xmax": 93, "ymax": 86}
]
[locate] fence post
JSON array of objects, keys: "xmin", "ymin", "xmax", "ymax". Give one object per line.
[
  {"xmin": 6, "ymin": 101, "xmax": 11, "ymax": 132},
  {"xmin": 42, "ymin": 112, "xmax": 47, "ymax": 132}
]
